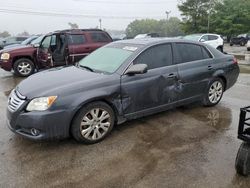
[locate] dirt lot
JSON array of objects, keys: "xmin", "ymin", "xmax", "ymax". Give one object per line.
[
  {"xmin": 0, "ymin": 66, "xmax": 250, "ymax": 188},
  {"xmin": 224, "ymin": 43, "xmax": 250, "ymax": 54}
]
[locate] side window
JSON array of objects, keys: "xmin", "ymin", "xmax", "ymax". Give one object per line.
[
  {"xmin": 200, "ymin": 35, "xmax": 208, "ymax": 41},
  {"xmin": 50, "ymin": 35, "xmax": 57, "ymax": 46},
  {"xmin": 41, "ymin": 36, "xmax": 51, "ymax": 49},
  {"xmin": 176, "ymin": 43, "xmax": 203, "ymax": 63},
  {"xmin": 201, "ymin": 47, "xmax": 212, "ymax": 59},
  {"xmin": 134, "ymin": 44, "xmax": 173, "ymax": 70},
  {"xmin": 90, "ymin": 32, "xmax": 111, "ymax": 42},
  {"xmin": 208, "ymin": 35, "xmax": 218, "ymax": 41},
  {"xmin": 68, "ymin": 34, "xmax": 86, "ymax": 45},
  {"xmin": 16, "ymin": 37, "xmax": 26, "ymax": 42}
]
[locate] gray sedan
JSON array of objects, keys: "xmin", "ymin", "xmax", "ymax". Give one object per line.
[{"xmin": 7, "ymin": 38, "xmax": 239, "ymax": 144}]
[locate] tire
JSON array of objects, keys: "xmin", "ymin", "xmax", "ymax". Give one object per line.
[
  {"xmin": 13, "ymin": 58, "xmax": 35, "ymax": 77},
  {"xmin": 71, "ymin": 102, "xmax": 115, "ymax": 144},
  {"xmin": 217, "ymin": 46, "xmax": 223, "ymax": 52},
  {"xmin": 203, "ymin": 78, "xmax": 224, "ymax": 107},
  {"xmin": 235, "ymin": 142, "xmax": 250, "ymax": 176},
  {"xmin": 230, "ymin": 43, "xmax": 233, "ymax": 46},
  {"xmin": 247, "ymin": 48, "xmax": 250, "ymax": 51},
  {"xmin": 240, "ymin": 41, "xmax": 245, "ymax": 46}
]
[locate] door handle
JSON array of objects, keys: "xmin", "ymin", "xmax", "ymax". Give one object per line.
[
  {"xmin": 168, "ymin": 73, "xmax": 177, "ymax": 79},
  {"xmin": 208, "ymin": 65, "xmax": 213, "ymax": 70},
  {"xmin": 85, "ymin": 47, "xmax": 91, "ymax": 50}
]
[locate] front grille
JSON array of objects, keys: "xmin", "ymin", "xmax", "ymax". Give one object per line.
[{"xmin": 8, "ymin": 90, "xmax": 26, "ymax": 112}]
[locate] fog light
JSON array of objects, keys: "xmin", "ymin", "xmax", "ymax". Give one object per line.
[{"xmin": 30, "ymin": 128, "xmax": 40, "ymax": 136}]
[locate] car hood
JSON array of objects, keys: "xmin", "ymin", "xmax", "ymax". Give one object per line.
[
  {"xmin": 17, "ymin": 66, "xmax": 112, "ymax": 99},
  {"xmin": 0, "ymin": 45, "xmax": 34, "ymax": 53}
]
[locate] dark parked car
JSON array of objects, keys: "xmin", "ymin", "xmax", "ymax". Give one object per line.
[
  {"xmin": 7, "ymin": 39, "xmax": 239, "ymax": 144},
  {"xmin": 4, "ymin": 35, "xmax": 39, "ymax": 49},
  {"xmin": 0, "ymin": 29, "xmax": 112, "ymax": 76},
  {"xmin": 0, "ymin": 36, "xmax": 28, "ymax": 49},
  {"xmin": 230, "ymin": 33, "xmax": 250, "ymax": 46}
]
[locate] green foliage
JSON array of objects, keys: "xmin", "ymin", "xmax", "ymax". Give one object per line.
[
  {"xmin": 211, "ymin": 0, "xmax": 250, "ymax": 36},
  {"xmin": 178, "ymin": 0, "xmax": 216, "ymax": 33},
  {"xmin": 125, "ymin": 17, "xmax": 184, "ymax": 38}
]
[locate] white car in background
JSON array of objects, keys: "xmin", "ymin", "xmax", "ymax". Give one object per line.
[
  {"xmin": 247, "ymin": 40, "xmax": 250, "ymax": 51},
  {"xmin": 183, "ymin": 33, "xmax": 224, "ymax": 52}
]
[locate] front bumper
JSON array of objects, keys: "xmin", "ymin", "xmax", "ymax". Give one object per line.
[
  {"xmin": 0, "ymin": 59, "xmax": 12, "ymax": 71},
  {"xmin": 6, "ymin": 107, "xmax": 72, "ymax": 140}
]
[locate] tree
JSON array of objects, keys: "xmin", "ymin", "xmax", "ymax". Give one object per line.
[
  {"xmin": 125, "ymin": 17, "xmax": 184, "ymax": 38},
  {"xmin": 210, "ymin": 0, "xmax": 250, "ymax": 37},
  {"xmin": 178, "ymin": 0, "xmax": 218, "ymax": 33},
  {"xmin": 0, "ymin": 31, "xmax": 11, "ymax": 38},
  {"xmin": 68, "ymin": 22, "xmax": 79, "ymax": 29}
]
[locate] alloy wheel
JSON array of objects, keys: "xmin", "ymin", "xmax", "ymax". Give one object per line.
[
  {"xmin": 80, "ymin": 108, "xmax": 111, "ymax": 141},
  {"xmin": 208, "ymin": 81, "xmax": 223, "ymax": 104},
  {"xmin": 17, "ymin": 62, "xmax": 32, "ymax": 75}
]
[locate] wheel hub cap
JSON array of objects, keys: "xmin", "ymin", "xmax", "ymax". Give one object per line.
[
  {"xmin": 80, "ymin": 108, "xmax": 111, "ymax": 140},
  {"xmin": 208, "ymin": 81, "xmax": 223, "ymax": 104}
]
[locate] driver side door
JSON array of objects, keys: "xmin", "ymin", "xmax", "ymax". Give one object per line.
[{"xmin": 37, "ymin": 35, "xmax": 56, "ymax": 68}]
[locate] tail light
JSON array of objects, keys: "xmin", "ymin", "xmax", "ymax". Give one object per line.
[{"xmin": 233, "ymin": 57, "xmax": 238, "ymax": 64}]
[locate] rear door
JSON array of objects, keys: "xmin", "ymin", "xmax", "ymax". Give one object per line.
[
  {"xmin": 68, "ymin": 34, "xmax": 90, "ymax": 62},
  {"xmin": 121, "ymin": 43, "xmax": 179, "ymax": 117},
  {"xmin": 174, "ymin": 42, "xmax": 214, "ymax": 101}
]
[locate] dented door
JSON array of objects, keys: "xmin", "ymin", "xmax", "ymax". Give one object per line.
[{"xmin": 121, "ymin": 66, "xmax": 179, "ymax": 116}]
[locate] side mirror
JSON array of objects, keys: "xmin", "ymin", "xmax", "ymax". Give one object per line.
[
  {"xmin": 3, "ymin": 40, "xmax": 6, "ymax": 44},
  {"xmin": 125, "ymin": 64, "xmax": 148, "ymax": 75},
  {"xmin": 200, "ymin": 39, "xmax": 205, "ymax": 42},
  {"xmin": 33, "ymin": 43, "xmax": 40, "ymax": 48}
]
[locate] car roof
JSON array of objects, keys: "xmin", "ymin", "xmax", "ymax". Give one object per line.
[{"xmin": 113, "ymin": 38, "xmax": 204, "ymax": 47}]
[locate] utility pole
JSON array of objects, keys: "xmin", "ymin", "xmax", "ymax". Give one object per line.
[
  {"xmin": 165, "ymin": 11, "xmax": 171, "ymax": 20},
  {"xmin": 99, "ymin": 18, "xmax": 102, "ymax": 30},
  {"xmin": 207, "ymin": 0, "xmax": 212, "ymax": 33}
]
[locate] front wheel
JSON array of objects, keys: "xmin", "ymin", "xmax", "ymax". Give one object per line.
[
  {"xmin": 235, "ymin": 142, "xmax": 250, "ymax": 176},
  {"xmin": 71, "ymin": 102, "xmax": 115, "ymax": 144},
  {"xmin": 13, "ymin": 58, "xmax": 35, "ymax": 77},
  {"xmin": 203, "ymin": 78, "xmax": 224, "ymax": 107},
  {"xmin": 240, "ymin": 41, "xmax": 245, "ymax": 46}
]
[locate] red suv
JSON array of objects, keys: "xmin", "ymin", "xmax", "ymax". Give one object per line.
[{"xmin": 0, "ymin": 29, "xmax": 113, "ymax": 76}]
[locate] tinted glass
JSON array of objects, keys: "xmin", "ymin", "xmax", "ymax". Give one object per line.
[
  {"xmin": 79, "ymin": 47, "xmax": 132, "ymax": 73},
  {"xmin": 208, "ymin": 35, "xmax": 218, "ymax": 40},
  {"xmin": 41, "ymin": 36, "xmax": 51, "ymax": 48},
  {"xmin": 69, "ymin": 34, "xmax": 86, "ymax": 45},
  {"xmin": 176, "ymin": 43, "xmax": 204, "ymax": 63},
  {"xmin": 201, "ymin": 47, "xmax": 212, "ymax": 59},
  {"xmin": 183, "ymin": 34, "xmax": 202, "ymax": 41},
  {"xmin": 90, "ymin": 32, "xmax": 111, "ymax": 42},
  {"xmin": 16, "ymin": 37, "xmax": 27, "ymax": 41},
  {"xmin": 134, "ymin": 44, "xmax": 172, "ymax": 70}
]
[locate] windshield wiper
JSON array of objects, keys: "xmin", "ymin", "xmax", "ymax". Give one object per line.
[{"xmin": 78, "ymin": 64, "xmax": 94, "ymax": 72}]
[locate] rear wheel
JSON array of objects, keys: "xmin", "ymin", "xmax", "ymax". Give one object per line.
[
  {"xmin": 240, "ymin": 41, "xmax": 245, "ymax": 46},
  {"xmin": 203, "ymin": 78, "xmax": 224, "ymax": 107},
  {"xmin": 71, "ymin": 102, "xmax": 115, "ymax": 144},
  {"xmin": 13, "ymin": 58, "xmax": 35, "ymax": 77},
  {"xmin": 235, "ymin": 142, "xmax": 250, "ymax": 176}
]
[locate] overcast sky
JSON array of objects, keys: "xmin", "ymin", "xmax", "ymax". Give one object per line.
[{"xmin": 0, "ymin": 0, "xmax": 181, "ymax": 35}]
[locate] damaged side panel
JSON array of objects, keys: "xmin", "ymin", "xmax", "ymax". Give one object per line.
[{"xmin": 121, "ymin": 65, "xmax": 180, "ymax": 119}]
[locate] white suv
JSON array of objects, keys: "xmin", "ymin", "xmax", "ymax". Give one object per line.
[{"xmin": 183, "ymin": 33, "xmax": 224, "ymax": 52}]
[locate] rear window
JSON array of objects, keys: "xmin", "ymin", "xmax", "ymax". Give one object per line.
[
  {"xmin": 68, "ymin": 34, "xmax": 86, "ymax": 45},
  {"xmin": 16, "ymin": 37, "xmax": 27, "ymax": 41},
  {"xmin": 90, "ymin": 32, "xmax": 111, "ymax": 42},
  {"xmin": 208, "ymin": 35, "xmax": 218, "ymax": 41}
]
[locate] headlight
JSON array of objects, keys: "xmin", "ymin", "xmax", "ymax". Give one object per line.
[
  {"xmin": 0, "ymin": 53, "xmax": 10, "ymax": 60},
  {"xmin": 26, "ymin": 96, "xmax": 57, "ymax": 111}
]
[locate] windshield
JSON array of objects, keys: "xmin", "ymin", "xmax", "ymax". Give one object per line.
[
  {"xmin": 78, "ymin": 47, "xmax": 133, "ymax": 73},
  {"xmin": 31, "ymin": 35, "xmax": 44, "ymax": 45},
  {"xmin": 21, "ymin": 36, "xmax": 37, "ymax": 45},
  {"xmin": 183, "ymin": 34, "xmax": 202, "ymax": 41}
]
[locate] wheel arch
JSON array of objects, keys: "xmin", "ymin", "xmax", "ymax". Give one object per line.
[
  {"xmin": 69, "ymin": 97, "xmax": 122, "ymax": 134},
  {"xmin": 12, "ymin": 56, "xmax": 35, "ymax": 68}
]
